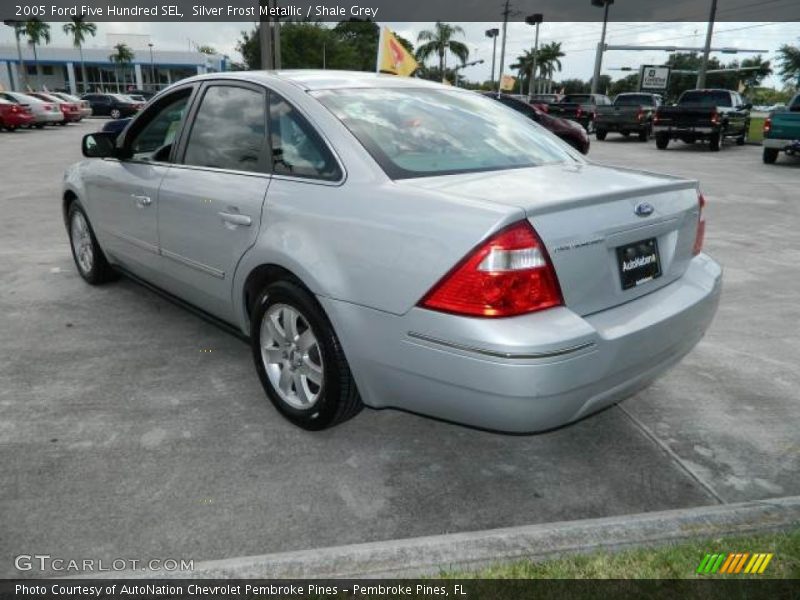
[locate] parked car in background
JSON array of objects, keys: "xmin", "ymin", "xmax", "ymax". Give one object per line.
[
  {"xmin": 481, "ymin": 92, "xmax": 590, "ymax": 154},
  {"xmin": 654, "ymin": 89, "xmax": 750, "ymax": 151},
  {"xmin": 548, "ymin": 93, "xmax": 612, "ymax": 133},
  {"xmin": 762, "ymin": 93, "xmax": 800, "ymax": 164},
  {"xmin": 64, "ymin": 71, "xmax": 720, "ymax": 432},
  {"xmin": 124, "ymin": 89, "xmax": 156, "ymax": 101},
  {"xmin": 0, "ymin": 97, "xmax": 34, "ymax": 131},
  {"xmin": 0, "ymin": 91, "xmax": 63, "ymax": 127},
  {"xmin": 529, "ymin": 93, "xmax": 563, "ymax": 112},
  {"xmin": 595, "ymin": 92, "xmax": 662, "ymax": 141},
  {"xmin": 50, "ymin": 92, "xmax": 93, "ymax": 119},
  {"xmin": 27, "ymin": 92, "xmax": 82, "ymax": 124},
  {"xmin": 81, "ymin": 93, "xmax": 141, "ymax": 119}
]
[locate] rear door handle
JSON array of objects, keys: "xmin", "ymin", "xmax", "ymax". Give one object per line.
[
  {"xmin": 132, "ymin": 194, "xmax": 152, "ymax": 207},
  {"xmin": 218, "ymin": 212, "xmax": 252, "ymax": 227}
]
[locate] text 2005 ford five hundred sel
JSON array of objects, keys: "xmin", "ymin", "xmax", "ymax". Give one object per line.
[{"xmin": 63, "ymin": 71, "xmax": 721, "ymax": 432}]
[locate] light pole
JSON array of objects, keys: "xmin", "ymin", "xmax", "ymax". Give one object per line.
[
  {"xmin": 148, "ymin": 43, "xmax": 155, "ymax": 91},
  {"xmin": 3, "ymin": 19, "xmax": 27, "ymax": 91},
  {"xmin": 696, "ymin": 0, "xmax": 718, "ymax": 89},
  {"xmin": 590, "ymin": 0, "xmax": 614, "ymax": 95},
  {"xmin": 525, "ymin": 13, "xmax": 543, "ymax": 99},
  {"xmin": 497, "ymin": 0, "xmax": 512, "ymax": 93},
  {"xmin": 485, "ymin": 28, "xmax": 499, "ymax": 90}
]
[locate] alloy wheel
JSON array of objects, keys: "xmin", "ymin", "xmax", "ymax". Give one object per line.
[{"xmin": 70, "ymin": 211, "xmax": 94, "ymax": 275}]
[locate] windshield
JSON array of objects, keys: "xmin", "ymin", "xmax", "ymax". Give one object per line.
[
  {"xmin": 679, "ymin": 91, "xmax": 732, "ymax": 107},
  {"xmin": 313, "ymin": 88, "xmax": 574, "ymax": 179},
  {"xmin": 615, "ymin": 94, "xmax": 654, "ymax": 106}
]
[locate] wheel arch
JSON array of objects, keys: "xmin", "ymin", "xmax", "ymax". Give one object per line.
[{"xmin": 240, "ymin": 263, "xmax": 314, "ymax": 331}]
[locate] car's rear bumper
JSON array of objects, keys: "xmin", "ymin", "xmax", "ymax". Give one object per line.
[
  {"xmin": 654, "ymin": 125, "xmax": 715, "ymax": 135},
  {"xmin": 764, "ymin": 137, "xmax": 800, "ymax": 150},
  {"xmin": 322, "ymin": 254, "xmax": 722, "ymax": 433}
]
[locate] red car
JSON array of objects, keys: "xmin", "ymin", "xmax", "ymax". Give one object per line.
[
  {"xmin": 28, "ymin": 92, "xmax": 82, "ymax": 124},
  {"xmin": 0, "ymin": 97, "xmax": 34, "ymax": 131},
  {"xmin": 482, "ymin": 92, "xmax": 590, "ymax": 154}
]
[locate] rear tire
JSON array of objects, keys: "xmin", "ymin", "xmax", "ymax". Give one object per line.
[
  {"xmin": 655, "ymin": 133, "xmax": 669, "ymax": 150},
  {"xmin": 251, "ymin": 280, "xmax": 363, "ymax": 430},
  {"xmin": 736, "ymin": 134, "xmax": 746, "ymax": 146},
  {"xmin": 709, "ymin": 133, "xmax": 721, "ymax": 152},
  {"xmin": 763, "ymin": 148, "xmax": 779, "ymax": 164},
  {"xmin": 595, "ymin": 129, "xmax": 607, "ymax": 141},
  {"xmin": 67, "ymin": 201, "xmax": 118, "ymax": 285},
  {"xmin": 638, "ymin": 127, "xmax": 650, "ymax": 142}
]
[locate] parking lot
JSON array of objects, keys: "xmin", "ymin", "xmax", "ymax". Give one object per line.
[{"xmin": 1, "ymin": 120, "xmax": 798, "ymax": 577}]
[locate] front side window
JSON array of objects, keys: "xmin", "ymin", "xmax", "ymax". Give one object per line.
[
  {"xmin": 314, "ymin": 88, "xmax": 574, "ymax": 179},
  {"xmin": 183, "ymin": 85, "xmax": 267, "ymax": 173},
  {"xmin": 129, "ymin": 92, "xmax": 190, "ymax": 160},
  {"xmin": 269, "ymin": 94, "xmax": 341, "ymax": 181}
]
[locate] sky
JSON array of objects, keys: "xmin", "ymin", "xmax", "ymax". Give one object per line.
[{"xmin": 1, "ymin": 20, "xmax": 797, "ymax": 88}]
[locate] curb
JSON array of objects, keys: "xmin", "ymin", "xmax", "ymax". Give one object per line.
[{"xmin": 96, "ymin": 495, "xmax": 799, "ymax": 579}]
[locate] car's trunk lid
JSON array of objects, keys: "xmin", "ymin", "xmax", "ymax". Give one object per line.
[{"xmin": 398, "ymin": 163, "xmax": 701, "ymax": 316}]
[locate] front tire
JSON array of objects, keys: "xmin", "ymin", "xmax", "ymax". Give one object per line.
[
  {"xmin": 655, "ymin": 133, "xmax": 669, "ymax": 150},
  {"xmin": 251, "ymin": 280, "xmax": 362, "ymax": 430},
  {"xmin": 709, "ymin": 133, "xmax": 721, "ymax": 152},
  {"xmin": 638, "ymin": 126, "xmax": 651, "ymax": 142},
  {"xmin": 595, "ymin": 129, "xmax": 607, "ymax": 141},
  {"xmin": 67, "ymin": 201, "xmax": 118, "ymax": 285},
  {"xmin": 763, "ymin": 148, "xmax": 779, "ymax": 164}
]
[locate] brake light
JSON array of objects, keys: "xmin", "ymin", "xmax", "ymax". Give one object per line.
[
  {"xmin": 419, "ymin": 221, "xmax": 563, "ymax": 317},
  {"xmin": 637, "ymin": 109, "xmax": 645, "ymax": 122},
  {"xmin": 693, "ymin": 192, "xmax": 706, "ymax": 256},
  {"xmin": 10, "ymin": 105, "xmax": 19, "ymax": 113},
  {"xmin": 763, "ymin": 117, "xmax": 771, "ymax": 134},
  {"xmin": 711, "ymin": 112, "xmax": 720, "ymax": 125},
  {"xmin": 576, "ymin": 107, "xmax": 583, "ymax": 118}
]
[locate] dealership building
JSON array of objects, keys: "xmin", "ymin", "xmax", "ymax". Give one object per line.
[{"xmin": 0, "ymin": 33, "xmax": 227, "ymax": 95}]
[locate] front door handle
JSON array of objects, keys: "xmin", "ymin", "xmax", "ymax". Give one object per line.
[
  {"xmin": 132, "ymin": 194, "xmax": 152, "ymax": 208},
  {"xmin": 218, "ymin": 211, "xmax": 252, "ymax": 227}
]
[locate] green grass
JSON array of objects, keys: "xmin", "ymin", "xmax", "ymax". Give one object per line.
[
  {"xmin": 748, "ymin": 116, "xmax": 765, "ymax": 144},
  {"xmin": 442, "ymin": 528, "xmax": 800, "ymax": 579}
]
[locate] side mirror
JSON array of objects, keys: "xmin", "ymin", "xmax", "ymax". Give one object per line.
[{"xmin": 82, "ymin": 132, "xmax": 118, "ymax": 158}]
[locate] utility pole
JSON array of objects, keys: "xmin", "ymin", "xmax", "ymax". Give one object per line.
[
  {"xmin": 259, "ymin": 0, "xmax": 273, "ymax": 69},
  {"xmin": 272, "ymin": 0, "xmax": 281, "ymax": 69},
  {"xmin": 696, "ymin": 0, "xmax": 718, "ymax": 89},
  {"xmin": 590, "ymin": 0, "xmax": 613, "ymax": 95},
  {"xmin": 497, "ymin": 0, "xmax": 511, "ymax": 93},
  {"xmin": 148, "ymin": 43, "xmax": 155, "ymax": 91},
  {"xmin": 525, "ymin": 14, "xmax": 543, "ymax": 99},
  {"xmin": 485, "ymin": 28, "xmax": 499, "ymax": 90}
]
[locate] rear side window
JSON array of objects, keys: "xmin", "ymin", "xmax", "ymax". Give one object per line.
[
  {"xmin": 183, "ymin": 85, "xmax": 267, "ymax": 173},
  {"xmin": 269, "ymin": 94, "xmax": 341, "ymax": 181}
]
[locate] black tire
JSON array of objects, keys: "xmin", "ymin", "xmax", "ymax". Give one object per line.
[
  {"xmin": 35, "ymin": 124, "xmax": 45, "ymax": 129},
  {"xmin": 595, "ymin": 129, "xmax": 607, "ymax": 141},
  {"xmin": 763, "ymin": 148, "xmax": 779, "ymax": 164},
  {"xmin": 621, "ymin": 131, "xmax": 631, "ymax": 138},
  {"xmin": 736, "ymin": 134, "xmax": 746, "ymax": 146},
  {"xmin": 251, "ymin": 280, "xmax": 362, "ymax": 430},
  {"xmin": 655, "ymin": 133, "xmax": 669, "ymax": 150},
  {"xmin": 638, "ymin": 126, "xmax": 651, "ymax": 142},
  {"xmin": 67, "ymin": 201, "xmax": 118, "ymax": 285},
  {"xmin": 709, "ymin": 133, "xmax": 721, "ymax": 152}
]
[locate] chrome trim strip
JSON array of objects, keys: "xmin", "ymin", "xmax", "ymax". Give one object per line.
[
  {"xmin": 105, "ymin": 228, "xmax": 159, "ymax": 254},
  {"xmin": 161, "ymin": 248, "xmax": 225, "ymax": 279},
  {"xmin": 406, "ymin": 332, "xmax": 595, "ymax": 360}
]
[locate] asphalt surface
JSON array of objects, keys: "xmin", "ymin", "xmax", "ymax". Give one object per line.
[{"xmin": 1, "ymin": 121, "xmax": 798, "ymax": 578}]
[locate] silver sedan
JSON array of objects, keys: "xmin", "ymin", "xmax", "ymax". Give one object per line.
[
  {"xmin": 63, "ymin": 71, "xmax": 721, "ymax": 432},
  {"xmin": 0, "ymin": 91, "xmax": 63, "ymax": 127}
]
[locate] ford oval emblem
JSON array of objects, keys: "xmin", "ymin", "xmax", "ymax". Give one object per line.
[{"xmin": 634, "ymin": 202, "xmax": 655, "ymax": 217}]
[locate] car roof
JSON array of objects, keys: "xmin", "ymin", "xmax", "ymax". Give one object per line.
[{"xmin": 179, "ymin": 70, "xmax": 452, "ymax": 92}]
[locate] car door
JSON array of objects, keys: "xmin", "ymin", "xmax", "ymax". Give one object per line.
[
  {"xmin": 82, "ymin": 86, "xmax": 195, "ymax": 281},
  {"xmin": 156, "ymin": 82, "xmax": 272, "ymax": 322}
]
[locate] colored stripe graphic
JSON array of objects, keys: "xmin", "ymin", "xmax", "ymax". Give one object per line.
[{"xmin": 700, "ymin": 552, "xmax": 774, "ymax": 574}]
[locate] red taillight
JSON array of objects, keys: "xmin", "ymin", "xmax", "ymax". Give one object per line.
[
  {"xmin": 576, "ymin": 107, "xmax": 583, "ymax": 118},
  {"xmin": 44, "ymin": 104, "xmax": 52, "ymax": 111},
  {"xmin": 419, "ymin": 221, "xmax": 563, "ymax": 318},
  {"xmin": 763, "ymin": 117, "xmax": 771, "ymax": 134},
  {"xmin": 693, "ymin": 192, "xmax": 706, "ymax": 256},
  {"xmin": 10, "ymin": 105, "xmax": 19, "ymax": 113},
  {"xmin": 711, "ymin": 112, "xmax": 720, "ymax": 125},
  {"xmin": 637, "ymin": 109, "xmax": 645, "ymax": 122}
]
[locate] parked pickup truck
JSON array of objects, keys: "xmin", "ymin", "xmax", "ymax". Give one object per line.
[
  {"xmin": 762, "ymin": 93, "xmax": 800, "ymax": 164},
  {"xmin": 595, "ymin": 92, "xmax": 663, "ymax": 141},
  {"xmin": 548, "ymin": 93, "xmax": 612, "ymax": 134},
  {"xmin": 654, "ymin": 89, "xmax": 750, "ymax": 152}
]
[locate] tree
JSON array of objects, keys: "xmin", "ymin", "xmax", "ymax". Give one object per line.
[
  {"xmin": 10, "ymin": 22, "xmax": 28, "ymax": 90},
  {"xmin": 777, "ymin": 44, "xmax": 800, "ymax": 88},
  {"xmin": 196, "ymin": 44, "xmax": 217, "ymax": 55},
  {"xmin": 609, "ymin": 73, "xmax": 639, "ymax": 97},
  {"xmin": 510, "ymin": 49, "xmax": 535, "ymax": 95},
  {"xmin": 108, "ymin": 43, "xmax": 134, "ymax": 93},
  {"xmin": 63, "ymin": 16, "xmax": 97, "ymax": 94},
  {"xmin": 416, "ymin": 22, "xmax": 469, "ymax": 78},
  {"xmin": 557, "ymin": 78, "xmax": 590, "ymax": 94},
  {"xmin": 24, "ymin": 19, "xmax": 51, "ymax": 90},
  {"xmin": 536, "ymin": 42, "xmax": 565, "ymax": 94}
]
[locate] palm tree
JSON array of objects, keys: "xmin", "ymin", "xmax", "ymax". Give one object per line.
[
  {"xmin": 63, "ymin": 16, "xmax": 97, "ymax": 94},
  {"xmin": 777, "ymin": 44, "xmax": 800, "ymax": 88},
  {"xmin": 10, "ymin": 22, "xmax": 29, "ymax": 90},
  {"xmin": 24, "ymin": 19, "xmax": 51, "ymax": 90},
  {"xmin": 109, "ymin": 43, "xmax": 134, "ymax": 93},
  {"xmin": 537, "ymin": 42, "xmax": 565, "ymax": 93},
  {"xmin": 416, "ymin": 22, "xmax": 469, "ymax": 81},
  {"xmin": 510, "ymin": 49, "xmax": 536, "ymax": 95}
]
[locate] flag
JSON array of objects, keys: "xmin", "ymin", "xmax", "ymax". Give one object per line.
[
  {"xmin": 500, "ymin": 74, "xmax": 516, "ymax": 91},
  {"xmin": 377, "ymin": 27, "xmax": 418, "ymax": 77}
]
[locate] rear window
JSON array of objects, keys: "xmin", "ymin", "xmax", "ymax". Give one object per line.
[
  {"xmin": 562, "ymin": 95, "xmax": 591, "ymax": 104},
  {"xmin": 313, "ymin": 88, "xmax": 574, "ymax": 179},
  {"xmin": 615, "ymin": 94, "xmax": 654, "ymax": 106},
  {"xmin": 679, "ymin": 91, "xmax": 732, "ymax": 107}
]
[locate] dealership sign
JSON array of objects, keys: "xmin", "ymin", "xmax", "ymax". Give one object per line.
[{"xmin": 639, "ymin": 65, "xmax": 671, "ymax": 91}]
